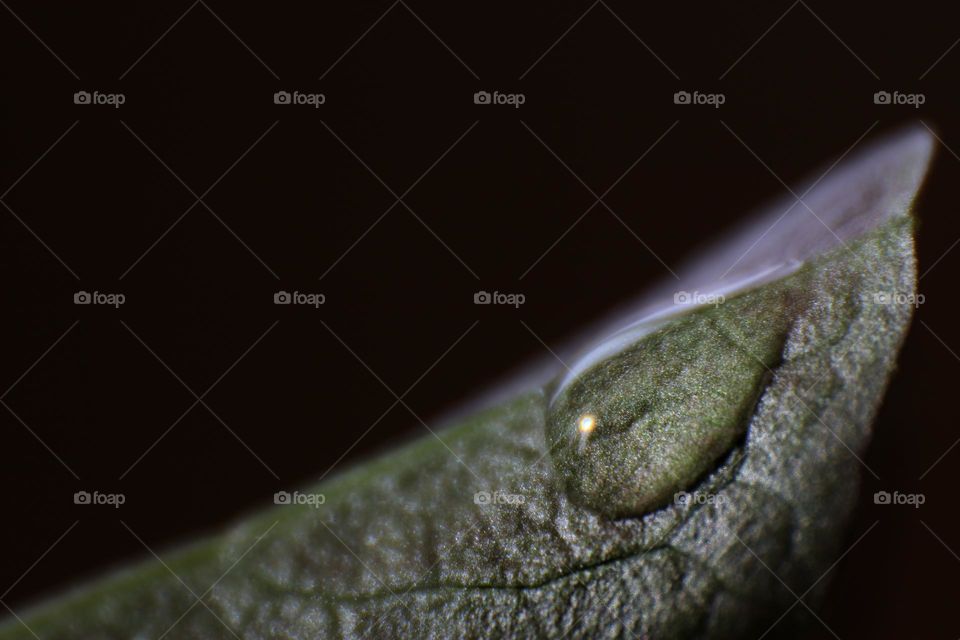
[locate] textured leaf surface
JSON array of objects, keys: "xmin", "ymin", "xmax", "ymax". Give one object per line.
[{"xmin": 0, "ymin": 128, "xmax": 933, "ymax": 639}]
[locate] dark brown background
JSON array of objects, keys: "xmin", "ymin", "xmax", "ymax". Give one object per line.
[{"xmin": 1, "ymin": 2, "xmax": 957, "ymax": 638}]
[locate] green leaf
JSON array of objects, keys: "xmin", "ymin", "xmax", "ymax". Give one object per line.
[{"xmin": 0, "ymin": 127, "xmax": 933, "ymax": 639}]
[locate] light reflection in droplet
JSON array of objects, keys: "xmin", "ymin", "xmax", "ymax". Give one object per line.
[{"xmin": 578, "ymin": 414, "xmax": 596, "ymax": 434}]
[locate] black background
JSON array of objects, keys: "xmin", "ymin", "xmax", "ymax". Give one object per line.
[{"xmin": 1, "ymin": 2, "xmax": 958, "ymax": 638}]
